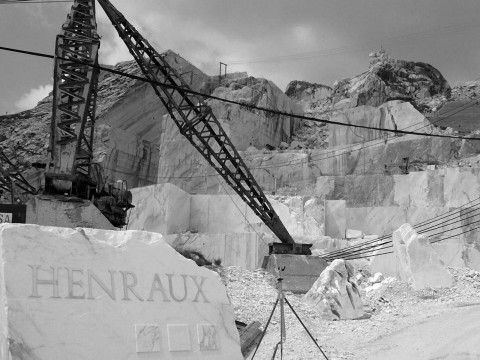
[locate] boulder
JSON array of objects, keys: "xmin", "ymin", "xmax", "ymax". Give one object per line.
[
  {"xmin": 279, "ymin": 141, "xmax": 289, "ymax": 150},
  {"xmin": 364, "ymin": 276, "xmax": 397, "ymax": 295},
  {"xmin": 392, "ymin": 223, "xmax": 454, "ymax": 290},
  {"xmin": 0, "ymin": 223, "xmax": 243, "ymax": 360},
  {"xmin": 303, "ymin": 259, "xmax": 365, "ymax": 320},
  {"xmin": 367, "ymin": 272, "xmax": 385, "ymax": 285},
  {"xmin": 289, "ymin": 140, "xmax": 302, "ymax": 149}
]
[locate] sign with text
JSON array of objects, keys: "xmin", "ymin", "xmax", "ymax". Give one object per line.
[
  {"xmin": 0, "ymin": 224, "xmax": 242, "ymax": 360},
  {"xmin": 0, "ymin": 204, "xmax": 26, "ymax": 223}
]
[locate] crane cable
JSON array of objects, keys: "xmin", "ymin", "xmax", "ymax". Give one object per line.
[{"xmin": 1, "ymin": 45, "xmax": 480, "ymax": 142}]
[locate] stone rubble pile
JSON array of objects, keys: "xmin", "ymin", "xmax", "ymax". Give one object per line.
[{"xmin": 215, "ymin": 262, "xmax": 480, "ymax": 359}]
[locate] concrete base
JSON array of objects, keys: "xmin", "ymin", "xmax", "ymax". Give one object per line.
[
  {"xmin": 265, "ymin": 254, "xmax": 328, "ymax": 293},
  {"xmin": 26, "ymin": 195, "xmax": 115, "ymax": 230}
]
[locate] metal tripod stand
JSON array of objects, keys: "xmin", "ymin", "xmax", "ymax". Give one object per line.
[{"xmin": 251, "ymin": 266, "xmax": 329, "ymax": 360}]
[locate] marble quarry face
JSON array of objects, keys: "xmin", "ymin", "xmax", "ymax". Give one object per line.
[
  {"xmin": 328, "ymin": 101, "xmax": 434, "ymax": 147},
  {"xmin": 127, "ymin": 184, "xmax": 327, "ymax": 269},
  {"xmin": 0, "ymin": 224, "xmax": 242, "ymax": 360},
  {"xmin": 322, "ymin": 168, "xmax": 480, "ymax": 270},
  {"xmin": 128, "ymin": 183, "xmax": 326, "ymax": 238}
]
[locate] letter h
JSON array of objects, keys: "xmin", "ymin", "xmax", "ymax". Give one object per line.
[{"xmin": 29, "ymin": 265, "xmax": 60, "ymax": 298}]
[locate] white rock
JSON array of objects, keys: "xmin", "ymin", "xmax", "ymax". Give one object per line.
[
  {"xmin": 365, "ymin": 283, "xmax": 382, "ymax": 294},
  {"xmin": 393, "ymin": 223, "xmax": 454, "ymax": 290},
  {"xmin": 0, "ymin": 224, "xmax": 242, "ymax": 360},
  {"xmin": 372, "ymin": 272, "xmax": 384, "ymax": 284},
  {"xmin": 279, "ymin": 141, "xmax": 289, "ymax": 150},
  {"xmin": 289, "ymin": 140, "xmax": 302, "ymax": 149},
  {"xmin": 382, "ymin": 277, "xmax": 397, "ymax": 284},
  {"xmin": 303, "ymin": 259, "xmax": 365, "ymax": 320},
  {"xmin": 346, "ymin": 229, "xmax": 364, "ymax": 239}
]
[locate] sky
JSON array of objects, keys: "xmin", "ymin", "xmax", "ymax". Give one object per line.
[{"xmin": 1, "ymin": 0, "xmax": 480, "ymax": 116}]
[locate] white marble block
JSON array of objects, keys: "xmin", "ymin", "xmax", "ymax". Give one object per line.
[
  {"xmin": 0, "ymin": 223, "xmax": 242, "ymax": 360},
  {"xmin": 392, "ymin": 223, "xmax": 454, "ymax": 290}
]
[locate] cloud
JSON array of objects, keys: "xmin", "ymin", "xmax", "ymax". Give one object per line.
[
  {"xmin": 292, "ymin": 25, "xmax": 316, "ymax": 46},
  {"xmin": 15, "ymin": 84, "xmax": 53, "ymax": 111}
]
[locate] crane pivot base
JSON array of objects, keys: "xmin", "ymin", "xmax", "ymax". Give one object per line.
[
  {"xmin": 263, "ymin": 254, "xmax": 328, "ymax": 293},
  {"xmin": 268, "ymin": 242, "xmax": 312, "ymax": 255}
]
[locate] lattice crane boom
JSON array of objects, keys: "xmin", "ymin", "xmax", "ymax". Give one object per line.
[
  {"xmin": 97, "ymin": 0, "xmax": 310, "ymax": 253},
  {"xmin": 47, "ymin": 0, "xmax": 100, "ymax": 194}
]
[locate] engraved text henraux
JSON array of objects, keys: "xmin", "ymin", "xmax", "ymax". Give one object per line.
[{"xmin": 28, "ymin": 265, "xmax": 209, "ymax": 303}]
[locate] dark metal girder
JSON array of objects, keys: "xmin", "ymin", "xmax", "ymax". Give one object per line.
[
  {"xmin": 47, "ymin": 0, "xmax": 99, "ymax": 186},
  {"xmin": 0, "ymin": 151, "xmax": 37, "ymax": 198}
]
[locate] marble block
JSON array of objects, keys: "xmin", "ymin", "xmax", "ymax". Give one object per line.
[
  {"xmin": 128, "ymin": 183, "xmax": 191, "ymax": 235},
  {"xmin": 392, "ymin": 223, "xmax": 454, "ymax": 290},
  {"xmin": 325, "ymin": 200, "xmax": 346, "ymax": 239},
  {"xmin": 0, "ymin": 223, "xmax": 243, "ymax": 360}
]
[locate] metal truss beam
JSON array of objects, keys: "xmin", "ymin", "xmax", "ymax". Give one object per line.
[
  {"xmin": 47, "ymin": 0, "xmax": 99, "ymax": 192},
  {"xmin": 0, "ymin": 151, "xmax": 37, "ymax": 198}
]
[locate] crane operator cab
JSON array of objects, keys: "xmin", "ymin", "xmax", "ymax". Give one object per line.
[{"xmin": 93, "ymin": 179, "xmax": 134, "ymax": 228}]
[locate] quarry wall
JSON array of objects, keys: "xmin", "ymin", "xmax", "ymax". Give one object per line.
[{"xmin": 127, "ymin": 164, "xmax": 480, "ymax": 271}]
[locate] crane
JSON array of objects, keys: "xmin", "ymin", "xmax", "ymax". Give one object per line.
[
  {"xmin": 0, "ymin": 1, "xmax": 132, "ymax": 227},
  {"xmin": 1, "ymin": 0, "xmax": 311, "ymax": 254},
  {"xmin": 45, "ymin": 0, "xmax": 133, "ymax": 227},
  {"xmin": 95, "ymin": 0, "xmax": 310, "ymax": 254}
]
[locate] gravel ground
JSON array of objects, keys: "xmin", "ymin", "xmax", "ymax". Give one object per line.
[{"xmin": 215, "ymin": 266, "xmax": 480, "ymax": 360}]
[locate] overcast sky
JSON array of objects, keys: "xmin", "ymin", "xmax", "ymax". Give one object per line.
[{"xmin": 1, "ymin": 0, "xmax": 480, "ymax": 115}]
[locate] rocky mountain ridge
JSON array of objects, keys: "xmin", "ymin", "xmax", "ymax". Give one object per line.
[{"xmin": 1, "ymin": 49, "xmax": 479, "ymax": 193}]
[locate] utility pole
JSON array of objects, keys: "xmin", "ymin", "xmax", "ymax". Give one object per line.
[{"xmin": 219, "ymin": 62, "xmax": 227, "ymax": 86}]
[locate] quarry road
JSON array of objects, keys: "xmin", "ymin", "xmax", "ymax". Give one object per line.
[{"xmin": 363, "ymin": 303, "xmax": 480, "ymax": 360}]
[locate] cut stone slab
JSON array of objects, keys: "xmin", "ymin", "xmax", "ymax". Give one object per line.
[
  {"xmin": 303, "ymin": 259, "xmax": 364, "ymax": 320},
  {"xmin": 265, "ymin": 254, "xmax": 328, "ymax": 293},
  {"xmin": 324, "ymin": 200, "xmax": 346, "ymax": 238},
  {"xmin": 0, "ymin": 223, "xmax": 242, "ymax": 360},
  {"xmin": 392, "ymin": 223, "xmax": 454, "ymax": 290}
]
